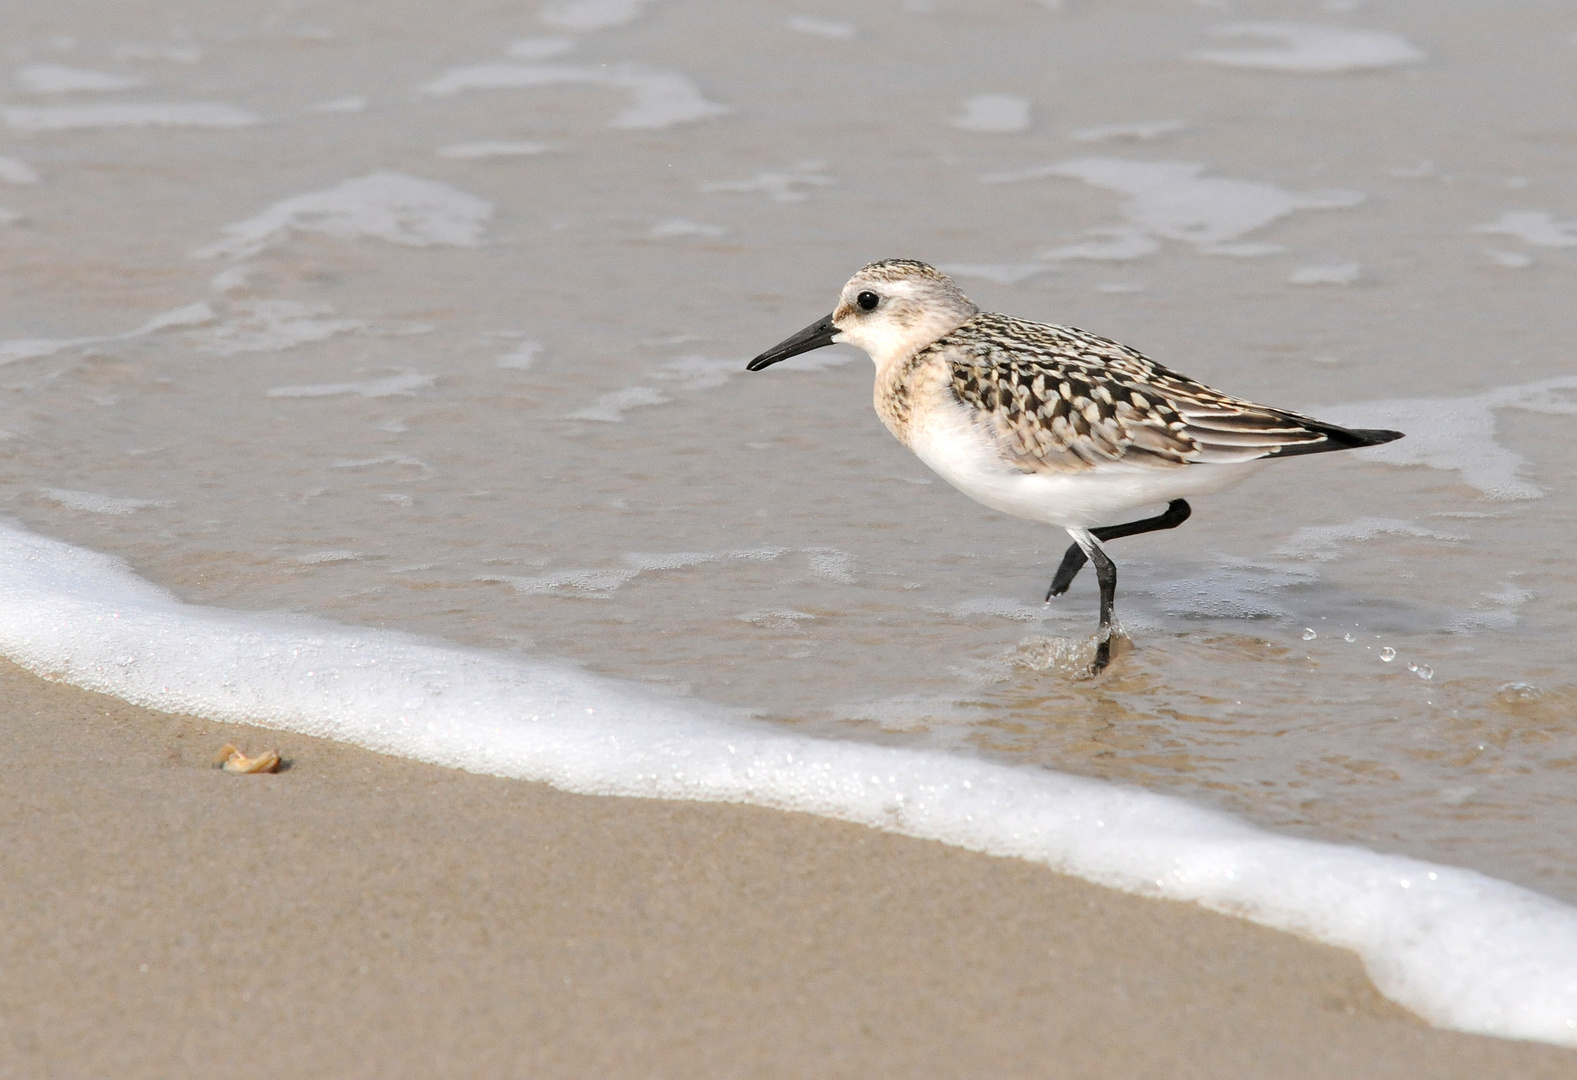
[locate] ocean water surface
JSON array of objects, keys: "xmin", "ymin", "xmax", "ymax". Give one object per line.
[{"xmin": 5, "ymin": 0, "xmax": 1577, "ymax": 1043}]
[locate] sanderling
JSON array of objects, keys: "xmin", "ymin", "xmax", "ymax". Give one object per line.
[{"xmin": 746, "ymin": 259, "xmax": 1402, "ymax": 674}]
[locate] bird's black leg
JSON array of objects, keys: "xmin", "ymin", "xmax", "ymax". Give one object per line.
[
  {"xmin": 1045, "ymin": 499, "xmax": 1192, "ymax": 601},
  {"xmin": 1067, "ymin": 529, "xmax": 1119, "ymax": 674}
]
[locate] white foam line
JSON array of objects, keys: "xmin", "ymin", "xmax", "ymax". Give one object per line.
[{"xmin": 0, "ymin": 517, "xmax": 1574, "ymax": 1046}]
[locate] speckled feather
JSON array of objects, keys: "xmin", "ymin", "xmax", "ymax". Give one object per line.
[{"xmin": 920, "ymin": 312, "xmax": 1337, "ymax": 475}]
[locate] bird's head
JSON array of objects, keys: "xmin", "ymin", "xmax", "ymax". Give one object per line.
[{"xmin": 746, "ymin": 260, "xmax": 979, "ymax": 374}]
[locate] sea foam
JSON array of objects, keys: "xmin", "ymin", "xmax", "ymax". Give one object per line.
[
  {"xmin": 1323, "ymin": 375, "xmax": 1577, "ymax": 500},
  {"xmin": 0, "ymin": 301, "xmax": 214, "ymax": 367},
  {"xmin": 967, "ymin": 158, "xmax": 1361, "ymax": 275},
  {"xmin": 421, "ymin": 63, "xmax": 728, "ymax": 129},
  {"xmin": 985, "ymin": 158, "xmax": 1363, "ymax": 252},
  {"xmin": 193, "ymin": 173, "xmax": 493, "ymax": 259},
  {"xmin": 1474, "ymin": 211, "xmax": 1577, "ymax": 248},
  {"xmin": 0, "ymin": 517, "xmax": 1574, "ymax": 1046},
  {"xmin": 1192, "ymin": 23, "xmax": 1426, "ymax": 73}
]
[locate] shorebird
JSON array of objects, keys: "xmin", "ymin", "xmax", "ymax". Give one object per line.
[{"xmin": 746, "ymin": 259, "xmax": 1402, "ymax": 674}]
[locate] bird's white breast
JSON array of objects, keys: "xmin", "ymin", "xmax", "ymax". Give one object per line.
[{"xmin": 904, "ymin": 392, "xmax": 1266, "ymax": 528}]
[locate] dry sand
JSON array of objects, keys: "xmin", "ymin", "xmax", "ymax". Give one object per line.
[{"xmin": 0, "ymin": 659, "xmax": 1571, "ymax": 1079}]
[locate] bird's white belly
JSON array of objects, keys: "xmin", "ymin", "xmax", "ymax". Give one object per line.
[{"xmin": 905, "ymin": 399, "xmax": 1266, "ymax": 528}]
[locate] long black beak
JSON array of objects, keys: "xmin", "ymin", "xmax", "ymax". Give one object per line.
[{"xmin": 746, "ymin": 313, "xmax": 839, "ymax": 371}]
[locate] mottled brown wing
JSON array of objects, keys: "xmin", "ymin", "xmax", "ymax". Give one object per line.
[{"xmin": 941, "ymin": 314, "xmax": 1334, "ymax": 473}]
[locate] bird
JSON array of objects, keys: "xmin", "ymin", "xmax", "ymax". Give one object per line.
[{"xmin": 745, "ymin": 259, "xmax": 1403, "ymax": 675}]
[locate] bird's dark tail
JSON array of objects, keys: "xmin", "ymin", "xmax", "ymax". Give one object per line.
[
  {"xmin": 1271, "ymin": 419, "xmax": 1404, "ymax": 458},
  {"xmin": 1335, "ymin": 426, "xmax": 1404, "ymax": 447}
]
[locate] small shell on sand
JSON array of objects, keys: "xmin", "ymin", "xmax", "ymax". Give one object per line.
[{"xmin": 217, "ymin": 743, "xmax": 282, "ymax": 774}]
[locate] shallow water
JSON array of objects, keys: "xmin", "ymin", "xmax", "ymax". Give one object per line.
[{"xmin": 4, "ymin": 0, "xmax": 1577, "ymax": 902}]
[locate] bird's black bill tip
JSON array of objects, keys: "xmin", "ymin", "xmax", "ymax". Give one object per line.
[{"xmin": 746, "ymin": 313, "xmax": 840, "ymax": 371}]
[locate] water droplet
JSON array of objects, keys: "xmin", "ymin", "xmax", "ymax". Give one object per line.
[
  {"xmin": 1380, "ymin": 647, "xmax": 1397, "ymax": 662},
  {"xmin": 1302, "ymin": 628, "xmax": 1317, "ymax": 641},
  {"xmin": 1416, "ymin": 665, "xmax": 1433, "ymax": 680},
  {"xmin": 1343, "ymin": 633, "xmax": 1355, "ymax": 643}
]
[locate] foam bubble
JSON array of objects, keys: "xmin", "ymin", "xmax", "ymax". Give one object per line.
[
  {"xmin": 266, "ymin": 369, "xmax": 434, "ymax": 399},
  {"xmin": 1193, "ymin": 23, "xmax": 1426, "ymax": 73},
  {"xmin": 805, "ymin": 548, "xmax": 856, "ymax": 583},
  {"xmin": 500, "ymin": 567, "xmax": 639, "ymax": 596},
  {"xmin": 421, "ymin": 63, "xmax": 729, "ymax": 129},
  {"xmin": 785, "ymin": 16, "xmax": 857, "ymax": 41},
  {"xmin": 295, "ymin": 551, "xmax": 363, "ymax": 565},
  {"xmin": 0, "ymin": 516, "xmax": 1573, "ymax": 1046},
  {"xmin": 193, "ymin": 173, "xmax": 493, "ymax": 259},
  {"xmin": 736, "ymin": 609, "xmax": 820, "ymax": 628},
  {"xmin": 953, "ymin": 94, "xmax": 1031, "ymax": 133},
  {"xmin": 15, "ymin": 63, "xmax": 143, "ymax": 94},
  {"xmin": 538, "ymin": 0, "xmax": 660, "ymax": 31},
  {"xmin": 3, "ymin": 102, "xmax": 261, "ymax": 132}
]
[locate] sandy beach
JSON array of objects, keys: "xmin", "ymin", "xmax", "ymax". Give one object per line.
[{"xmin": 2, "ymin": 657, "xmax": 1570, "ymax": 1078}]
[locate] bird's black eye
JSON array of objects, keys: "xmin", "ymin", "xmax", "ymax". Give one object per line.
[{"xmin": 856, "ymin": 291, "xmax": 880, "ymax": 311}]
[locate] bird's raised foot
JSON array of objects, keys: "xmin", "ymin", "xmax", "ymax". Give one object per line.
[{"xmin": 1046, "ymin": 542, "xmax": 1088, "ymax": 600}]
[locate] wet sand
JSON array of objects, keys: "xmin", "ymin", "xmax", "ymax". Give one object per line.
[{"xmin": 0, "ymin": 660, "xmax": 1570, "ymax": 1079}]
